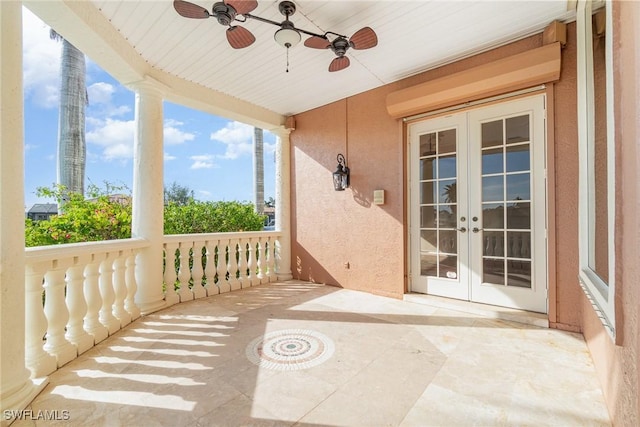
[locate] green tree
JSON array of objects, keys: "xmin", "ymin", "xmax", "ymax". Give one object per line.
[
  {"xmin": 164, "ymin": 182, "xmax": 194, "ymax": 206},
  {"xmin": 25, "ymin": 183, "xmax": 132, "ymax": 247},
  {"xmin": 164, "ymin": 200, "xmax": 265, "ymax": 235}
]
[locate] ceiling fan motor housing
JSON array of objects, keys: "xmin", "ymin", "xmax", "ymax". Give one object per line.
[
  {"xmin": 212, "ymin": 1, "xmax": 236, "ymax": 25},
  {"xmin": 331, "ymin": 37, "xmax": 350, "ymax": 57},
  {"xmin": 278, "ymin": 1, "xmax": 297, "ymax": 17}
]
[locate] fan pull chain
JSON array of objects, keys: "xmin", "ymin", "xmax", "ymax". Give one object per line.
[{"xmin": 286, "ymin": 46, "xmax": 290, "ymax": 73}]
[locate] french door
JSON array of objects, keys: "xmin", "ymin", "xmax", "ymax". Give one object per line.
[{"xmin": 409, "ymin": 95, "xmax": 547, "ymax": 313}]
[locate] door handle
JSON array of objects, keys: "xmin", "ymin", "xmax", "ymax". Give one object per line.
[
  {"xmin": 457, "ymin": 227, "xmax": 467, "ymax": 233},
  {"xmin": 472, "ymin": 227, "xmax": 483, "ymax": 233}
]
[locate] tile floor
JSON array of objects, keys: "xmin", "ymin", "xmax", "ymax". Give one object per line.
[{"xmin": 14, "ymin": 281, "xmax": 611, "ymax": 426}]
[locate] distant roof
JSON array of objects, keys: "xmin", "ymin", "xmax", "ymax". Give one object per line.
[{"xmin": 28, "ymin": 203, "xmax": 58, "ymax": 214}]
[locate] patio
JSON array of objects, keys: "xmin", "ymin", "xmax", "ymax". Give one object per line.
[{"xmin": 13, "ymin": 281, "xmax": 610, "ymax": 426}]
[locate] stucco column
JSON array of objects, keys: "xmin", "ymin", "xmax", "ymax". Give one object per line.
[
  {"xmin": 0, "ymin": 2, "xmax": 41, "ymax": 415},
  {"xmin": 273, "ymin": 128, "xmax": 293, "ymax": 280},
  {"xmin": 131, "ymin": 79, "xmax": 166, "ymax": 314}
]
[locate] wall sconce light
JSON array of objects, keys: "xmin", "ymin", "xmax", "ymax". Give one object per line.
[{"xmin": 333, "ymin": 153, "xmax": 350, "ymax": 191}]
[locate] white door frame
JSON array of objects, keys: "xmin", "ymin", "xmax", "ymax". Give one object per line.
[{"xmin": 407, "ymin": 94, "xmax": 548, "ymax": 313}]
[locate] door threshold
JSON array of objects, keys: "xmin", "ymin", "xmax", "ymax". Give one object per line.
[{"xmin": 404, "ymin": 293, "xmax": 549, "ymax": 328}]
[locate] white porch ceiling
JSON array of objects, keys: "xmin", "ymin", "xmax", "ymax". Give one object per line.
[{"xmin": 28, "ymin": 1, "xmax": 575, "ymax": 120}]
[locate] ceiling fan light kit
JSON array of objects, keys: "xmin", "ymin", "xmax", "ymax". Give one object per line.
[{"xmin": 173, "ymin": 0, "xmax": 378, "ymax": 72}]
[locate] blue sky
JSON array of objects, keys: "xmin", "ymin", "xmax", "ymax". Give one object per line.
[{"xmin": 22, "ymin": 8, "xmax": 276, "ymax": 210}]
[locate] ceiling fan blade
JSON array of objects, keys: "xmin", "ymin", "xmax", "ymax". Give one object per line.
[
  {"xmin": 173, "ymin": 0, "xmax": 210, "ymax": 19},
  {"xmin": 224, "ymin": 0, "xmax": 258, "ymax": 15},
  {"xmin": 226, "ymin": 26, "xmax": 256, "ymax": 49},
  {"xmin": 349, "ymin": 27, "xmax": 377, "ymax": 50},
  {"xmin": 304, "ymin": 36, "xmax": 331, "ymax": 49},
  {"xmin": 329, "ymin": 56, "xmax": 350, "ymax": 72}
]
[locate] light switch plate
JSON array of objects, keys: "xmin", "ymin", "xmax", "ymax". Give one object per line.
[{"xmin": 373, "ymin": 190, "xmax": 385, "ymax": 205}]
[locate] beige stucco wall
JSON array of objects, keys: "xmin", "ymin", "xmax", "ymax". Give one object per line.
[
  {"xmin": 581, "ymin": 0, "xmax": 640, "ymax": 425},
  {"xmin": 290, "ymin": 31, "xmax": 584, "ymax": 306}
]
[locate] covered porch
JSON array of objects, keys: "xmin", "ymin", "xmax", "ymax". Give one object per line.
[
  {"xmin": 2, "ymin": 0, "xmax": 640, "ymax": 426},
  {"xmin": 12, "ymin": 281, "xmax": 609, "ymax": 426}
]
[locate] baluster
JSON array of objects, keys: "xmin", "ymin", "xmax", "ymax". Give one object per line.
[
  {"xmin": 236, "ymin": 238, "xmax": 246, "ymax": 288},
  {"xmin": 99, "ymin": 255, "xmax": 120, "ymax": 334},
  {"xmin": 112, "ymin": 252, "xmax": 131, "ymax": 327},
  {"xmin": 65, "ymin": 258, "xmax": 93, "ymax": 355},
  {"xmin": 523, "ymin": 234, "xmax": 530, "ymax": 258},
  {"xmin": 256, "ymin": 239, "xmax": 265, "ymax": 284},
  {"xmin": 228, "ymin": 238, "xmax": 241, "ymax": 291},
  {"xmin": 25, "ymin": 262, "xmax": 56, "ymax": 377},
  {"xmin": 191, "ymin": 241, "xmax": 207, "ymax": 299},
  {"xmin": 246, "ymin": 238, "xmax": 256, "ymax": 287},
  {"xmin": 484, "ymin": 236, "xmax": 492, "ymax": 257},
  {"xmin": 124, "ymin": 251, "xmax": 141, "ymax": 321},
  {"xmin": 217, "ymin": 240, "xmax": 231, "ymax": 293},
  {"xmin": 266, "ymin": 238, "xmax": 276, "ymax": 282},
  {"xmin": 43, "ymin": 261, "xmax": 77, "ymax": 367},
  {"xmin": 83, "ymin": 255, "xmax": 108, "ymax": 344},
  {"xmin": 177, "ymin": 242, "xmax": 194, "ymax": 302},
  {"xmin": 204, "ymin": 240, "xmax": 219, "ymax": 296},
  {"xmin": 163, "ymin": 243, "xmax": 180, "ymax": 306}
]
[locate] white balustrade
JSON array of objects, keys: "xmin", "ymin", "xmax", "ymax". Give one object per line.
[
  {"xmin": 25, "ymin": 239, "xmax": 147, "ymax": 376},
  {"xmin": 23, "ymin": 232, "xmax": 281, "ymax": 379}
]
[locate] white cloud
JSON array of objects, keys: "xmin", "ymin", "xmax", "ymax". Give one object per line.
[
  {"xmin": 190, "ymin": 154, "xmax": 216, "ymax": 170},
  {"xmin": 164, "ymin": 152, "xmax": 177, "ymax": 161},
  {"xmin": 87, "ymin": 82, "xmax": 115, "ymax": 105},
  {"xmin": 198, "ymin": 190, "xmax": 212, "ymax": 197},
  {"xmin": 164, "ymin": 119, "xmax": 196, "ymax": 145},
  {"xmin": 22, "ymin": 8, "xmax": 61, "ymax": 108},
  {"xmin": 210, "ymin": 121, "xmax": 254, "ymax": 160},
  {"xmin": 86, "ymin": 118, "xmax": 135, "ymax": 161}
]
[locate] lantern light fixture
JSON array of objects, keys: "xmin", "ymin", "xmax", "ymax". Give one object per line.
[{"xmin": 333, "ymin": 153, "xmax": 350, "ymax": 191}]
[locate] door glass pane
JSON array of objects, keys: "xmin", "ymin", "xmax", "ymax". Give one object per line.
[
  {"xmin": 440, "ymin": 255, "xmax": 458, "ymax": 279},
  {"xmin": 420, "ymin": 182, "xmax": 435, "ymax": 204},
  {"xmin": 420, "ymin": 230, "xmax": 437, "ymax": 252},
  {"xmin": 482, "ymin": 203, "xmax": 504, "ymax": 229},
  {"xmin": 506, "ymin": 144, "xmax": 530, "ymax": 172},
  {"xmin": 438, "ymin": 205, "xmax": 456, "ymax": 228},
  {"xmin": 507, "ymin": 232, "xmax": 530, "ymax": 258},
  {"xmin": 506, "ymin": 202, "xmax": 530, "ymax": 229},
  {"xmin": 506, "ymin": 115, "xmax": 529, "ymax": 144},
  {"xmin": 483, "ymin": 231, "xmax": 504, "ymax": 257},
  {"xmin": 482, "ymin": 176, "xmax": 503, "ymax": 202},
  {"xmin": 420, "ymin": 206, "xmax": 436, "ymax": 228},
  {"xmin": 438, "ymin": 155, "xmax": 456, "ymax": 179},
  {"xmin": 421, "ymin": 254, "xmax": 437, "ymax": 276},
  {"xmin": 420, "ymin": 133, "xmax": 436, "ymax": 156},
  {"xmin": 438, "ymin": 129, "xmax": 456, "ymax": 154},
  {"xmin": 419, "ymin": 127, "xmax": 458, "ymax": 280},
  {"xmin": 506, "ymin": 173, "xmax": 530, "ymax": 201},
  {"xmin": 420, "ymin": 158, "xmax": 436, "ymax": 180},
  {"xmin": 482, "ymin": 120, "xmax": 503, "ymax": 148},
  {"xmin": 507, "ymin": 260, "xmax": 531, "ymax": 288},
  {"xmin": 439, "ymin": 180, "xmax": 457, "ymax": 204},
  {"xmin": 440, "ymin": 230, "xmax": 457, "ymax": 254},
  {"xmin": 482, "ymin": 148, "xmax": 503, "ymax": 175},
  {"xmin": 483, "ymin": 259, "xmax": 505, "ymax": 285}
]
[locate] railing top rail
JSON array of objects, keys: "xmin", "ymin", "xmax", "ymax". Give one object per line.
[
  {"xmin": 25, "ymin": 238, "xmax": 150, "ymax": 263},
  {"xmin": 163, "ymin": 230, "xmax": 282, "ymax": 244}
]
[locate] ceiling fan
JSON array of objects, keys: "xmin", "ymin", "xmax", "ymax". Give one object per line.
[{"xmin": 173, "ymin": 0, "xmax": 378, "ymax": 72}]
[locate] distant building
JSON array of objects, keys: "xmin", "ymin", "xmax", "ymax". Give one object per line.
[{"xmin": 26, "ymin": 203, "xmax": 58, "ymax": 221}]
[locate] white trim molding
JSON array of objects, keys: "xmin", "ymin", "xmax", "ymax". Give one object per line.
[{"xmin": 576, "ymin": 0, "xmax": 616, "ymax": 336}]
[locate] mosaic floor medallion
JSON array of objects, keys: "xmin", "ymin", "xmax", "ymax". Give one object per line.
[{"xmin": 246, "ymin": 329, "xmax": 335, "ymax": 371}]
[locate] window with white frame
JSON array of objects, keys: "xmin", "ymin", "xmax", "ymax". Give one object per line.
[{"xmin": 576, "ymin": 0, "xmax": 615, "ymax": 335}]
